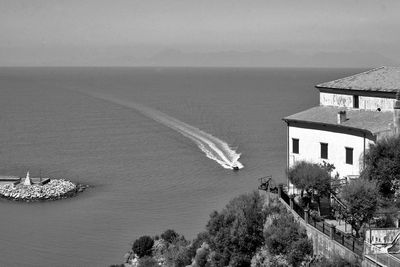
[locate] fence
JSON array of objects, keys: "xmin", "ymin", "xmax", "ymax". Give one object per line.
[
  {"xmin": 280, "ymin": 187, "xmax": 290, "ymax": 206},
  {"xmin": 333, "ymin": 229, "xmax": 364, "ymax": 256},
  {"xmin": 308, "ymin": 215, "xmax": 330, "ymax": 237},
  {"xmin": 279, "ymin": 186, "xmax": 363, "ymax": 256}
]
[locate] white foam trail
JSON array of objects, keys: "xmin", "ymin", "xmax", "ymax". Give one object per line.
[{"xmin": 88, "ymin": 92, "xmax": 243, "ymax": 170}]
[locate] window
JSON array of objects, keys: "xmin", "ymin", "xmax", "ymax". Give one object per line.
[
  {"xmin": 292, "ymin": 138, "xmax": 299, "ymax": 154},
  {"xmin": 345, "ymin": 147, "xmax": 353, "ymax": 164},
  {"xmin": 320, "ymin": 143, "xmax": 328, "ymax": 159},
  {"xmin": 353, "ymin": 95, "xmax": 359, "ymax": 108}
]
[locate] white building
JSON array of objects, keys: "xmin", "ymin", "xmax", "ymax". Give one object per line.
[{"xmin": 283, "ymin": 67, "xmax": 400, "ymax": 193}]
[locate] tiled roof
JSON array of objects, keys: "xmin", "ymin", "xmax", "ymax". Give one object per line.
[
  {"xmin": 316, "ymin": 67, "xmax": 400, "ymax": 93},
  {"xmin": 283, "ymin": 106, "xmax": 393, "ymax": 135}
]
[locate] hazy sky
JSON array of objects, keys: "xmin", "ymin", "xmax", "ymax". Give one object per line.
[{"xmin": 1, "ymin": 0, "xmax": 399, "ymax": 66}]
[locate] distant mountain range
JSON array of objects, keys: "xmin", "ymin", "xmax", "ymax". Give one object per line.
[
  {"xmin": 136, "ymin": 49, "xmax": 398, "ymax": 68},
  {"xmin": 1, "ymin": 47, "xmax": 397, "ymax": 68}
]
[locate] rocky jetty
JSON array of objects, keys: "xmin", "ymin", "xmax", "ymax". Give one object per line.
[{"xmin": 0, "ymin": 179, "xmax": 88, "ymax": 202}]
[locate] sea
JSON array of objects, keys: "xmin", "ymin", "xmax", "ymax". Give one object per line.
[{"xmin": 0, "ymin": 67, "xmax": 362, "ymax": 266}]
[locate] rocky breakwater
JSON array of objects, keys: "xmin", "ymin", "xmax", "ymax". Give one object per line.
[{"xmin": 0, "ymin": 179, "xmax": 88, "ymax": 202}]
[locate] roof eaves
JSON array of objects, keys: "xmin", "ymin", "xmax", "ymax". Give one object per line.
[
  {"xmin": 316, "ymin": 87, "xmax": 399, "ymax": 95},
  {"xmin": 282, "ymin": 117, "xmax": 376, "ymax": 136}
]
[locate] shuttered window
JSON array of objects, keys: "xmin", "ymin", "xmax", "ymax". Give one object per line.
[
  {"xmin": 345, "ymin": 147, "xmax": 353, "ymax": 165},
  {"xmin": 353, "ymin": 95, "xmax": 359, "ymax": 108},
  {"xmin": 320, "ymin": 143, "xmax": 328, "ymax": 159},
  {"xmin": 292, "ymin": 138, "xmax": 299, "ymax": 154}
]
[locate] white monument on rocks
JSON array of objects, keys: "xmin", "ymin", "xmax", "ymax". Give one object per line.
[{"xmin": 23, "ymin": 171, "xmax": 32, "ymax": 186}]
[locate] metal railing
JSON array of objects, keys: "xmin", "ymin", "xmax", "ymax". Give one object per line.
[
  {"xmin": 280, "ymin": 189, "xmax": 290, "ymax": 206},
  {"xmin": 277, "ymin": 186, "xmax": 400, "ymax": 265},
  {"xmin": 278, "ymin": 186, "xmax": 363, "ymax": 256},
  {"xmin": 293, "ymin": 201, "xmax": 305, "ymax": 220}
]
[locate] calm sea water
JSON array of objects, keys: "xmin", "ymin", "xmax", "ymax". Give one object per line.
[{"xmin": 0, "ymin": 67, "xmax": 361, "ymax": 266}]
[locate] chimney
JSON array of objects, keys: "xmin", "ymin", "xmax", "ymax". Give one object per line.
[
  {"xmin": 337, "ymin": 110, "xmax": 347, "ymax": 124},
  {"xmin": 394, "ymin": 90, "xmax": 400, "ymax": 134}
]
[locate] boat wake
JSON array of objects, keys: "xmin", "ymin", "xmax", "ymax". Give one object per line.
[{"xmin": 87, "ymin": 92, "xmax": 244, "ymax": 170}]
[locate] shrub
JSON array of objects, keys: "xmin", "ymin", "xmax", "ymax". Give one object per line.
[
  {"xmin": 264, "ymin": 211, "xmax": 312, "ymax": 265},
  {"xmin": 205, "ymin": 191, "xmax": 266, "ymax": 267},
  {"xmin": 132, "ymin": 236, "xmax": 154, "ymax": 258},
  {"xmin": 287, "ymin": 238, "xmax": 313, "ymax": 267},
  {"xmin": 173, "ymin": 247, "xmax": 192, "ymax": 267},
  {"xmin": 193, "ymin": 242, "xmax": 211, "ymax": 267},
  {"xmin": 163, "ymin": 236, "xmax": 191, "ymax": 267},
  {"xmin": 298, "ymin": 195, "xmax": 311, "ymax": 208},
  {"xmin": 250, "ymin": 247, "xmax": 288, "ymax": 267},
  {"xmin": 374, "ymin": 214, "xmax": 396, "ymax": 228},
  {"xmin": 161, "ymin": 229, "xmax": 179, "ymax": 243},
  {"xmin": 264, "ymin": 213, "xmax": 307, "ymax": 255},
  {"xmin": 187, "ymin": 232, "xmax": 210, "ymax": 263},
  {"xmin": 137, "ymin": 256, "xmax": 159, "ymax": 267}
]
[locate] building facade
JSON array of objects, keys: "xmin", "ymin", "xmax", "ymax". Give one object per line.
[{"xmin": 283, "ymin": 67, "xmax": 400, "ymax": 193}]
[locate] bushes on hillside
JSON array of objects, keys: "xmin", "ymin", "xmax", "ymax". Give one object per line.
[
  {"xmin": 192, "ymin": 242, "xmax": 211, "ymax": 267},
  {"xmin": 163, "ymin": 236, "xmax": 192, "ymax": 267},
  {"xmin": 161, "ymin": 229, "xmax": 179, "ymax": 243},
  {"xmin": 124, "ymin": 192, "xmax": 314, "ymax": 267},
  {"xmin": 137, "ymin": 256, "xmax": 159, "ymax": 267},
  {"xmin": 264, "ymin": 211, "xmax": 312, "ymax": 267},
  {"xmin": 132, "ymin": 235, "xmax": 154, "ymax": 258},
  {"xmin": 286, "ymin": 238, "xmax": 313, "ymax": 266},
  {"xmin": 205, "ymin": 191, "xmax": 267, "ymax": 266}
]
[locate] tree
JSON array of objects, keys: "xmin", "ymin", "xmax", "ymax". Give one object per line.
[
  {"xmin": 362, "ymin": 136, "xmax": 400, "ymax": 198},
  {"xmin": 163, "ymin": 236, "xmax": 192, "ymax": 267},
  {"xmin": 205, "ymin": 191, "xmax": 266, "ymax": 267},
  {"xmin": 132, "ymin": 236, "xmax": 154, "ymax": 258},
  {"xmin": 339, "ymin": 179, "xmax": 379, "ymax": 237},
  {"xmin": 250, "ymin": 246, "xmax": 288, "ymax": 267},
  {"xmin": 288, "ymin": 161, "xmax": 331, "ymax": 213},
  {"xmin": 286, "ymin": 238, "xmax": 313, "ymax": 267},
  {"xmin": 264, "ymin": 212, "xmax": 312, "ymax": 266},
  {"xmin": 161, "ymin": 229, "xmax": 179, "ymax": 243},
  {"xmin": 193, "ymin": 242, "xmax": 211, "ymax": 267}
]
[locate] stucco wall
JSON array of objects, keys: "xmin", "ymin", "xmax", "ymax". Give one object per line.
[
  {"xmin": 365, "ymin": 229, "xmax": 400, "ymax": 246},
  {"xmin": 320, "ymin": 92, "xmax": 395, "ymax": 111},
  {"xmin": 320, "ymin": 92, "xmax": 353, "ymax": 108},
  {"xmin": 360, "ymin": 96, "xmax": 395, "ymax": 111},
  {"xmin": 288, "ymin": 125, "xmax": 374, "ymax": 178}
]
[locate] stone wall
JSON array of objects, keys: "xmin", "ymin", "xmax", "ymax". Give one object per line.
[{"xmin": 305, "ymin": 222, "xmax": 361, "ymax": 264}]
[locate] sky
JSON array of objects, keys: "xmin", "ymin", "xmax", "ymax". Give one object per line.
[{"xmin": 0, "ymin": 0, "xmax": 399, "ymax": 67}]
